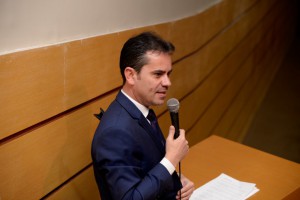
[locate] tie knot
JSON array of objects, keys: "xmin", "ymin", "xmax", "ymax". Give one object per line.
[{"xmin": 147, "ymin": 109, "xmax": 157, "ymax": 122}]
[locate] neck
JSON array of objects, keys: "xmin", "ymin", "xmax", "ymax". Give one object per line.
[{"xmin": 122, "ymin": 84, "xmax": 135, "ymax": 100}]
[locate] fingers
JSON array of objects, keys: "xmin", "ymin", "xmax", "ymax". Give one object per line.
[
  {"xmin": 169, "ymin": 127, "xmax": 189, "ymax": 152},
  {"xmin": 167, "ymin": 125, "xmax": 175, "ymax": 139},
  {"xmin": 177, "ymin": 188, "xmax": 194, "ymax": 200},
  {"xmin": 168, "ymin": 126, "xmax": 187, "ymax": 139},
  {"xmin": 176, "ymin": 175, "xmax": 195, "ymax": 200},
  {"xmin": 166, "ymin": 126, "xmax": 189, "ymax": 166},
  {"xmin": 183, "ymin": 135, "xmax": 189, "ymax": 152},
  {"xmin": 176, "ymin": 183, "xmax": 194, "ymax": 200}
]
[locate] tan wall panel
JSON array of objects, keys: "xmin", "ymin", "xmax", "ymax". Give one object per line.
[
  {"xmin": 181, "ymin": 40, "xmax": 254, "ymax": 144},
  {"xmin": 170, "ymin": 0, "xmax": 259, "ymax": 61},
  {"xmin": 226, "ymin": 1, "xmax": 296, "ymax": 142},
  {"xmin": 0, "ymin": 92, "xmax": 115, "ymax": 199},
  {"xmin": 211, "ymin": 42, "xmax": 268, "ymax": 139},
  {"xmin": 211, "ymin": 36, "xmax": 272, "ymax": 139},
  {"xmin": 194, "ymin": 56, "xmax": 253, "ymax": 140},
  {"xmin": 0, "ymin": 46, "xmax": 65, "ymax": 140},
  {"xmin": 211, "ymin": 0, "xmax": 286, "ymax": 139},
  {"xmin": 64, "ymin": 33, "xmax": 123, "ymax": 101},
  {"xmin": 44, "ymin": 167, "xmax": 100, "ymax": 200},
  {"xmin": 186, "ymin": 56, "xmax": 254, "ymax": 144},
  {"xmin": 228, "ymin": 55, "xmax": 279, "ymax": 142},
  {"xmin": 0, "ymin": 0, "xmax": 260, "ymax": 140},
  {"xmin": 227, "ymin": 34, "xmax": 291, "ymax": 142},
  {"xmin": 212, "ymin": 70, "xmax": 255, "ymax": 138}
]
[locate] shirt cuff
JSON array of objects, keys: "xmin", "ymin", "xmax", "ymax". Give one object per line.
[{"xmin": 160, "ymin": 157, "xmax": 176, "ymax": 175}]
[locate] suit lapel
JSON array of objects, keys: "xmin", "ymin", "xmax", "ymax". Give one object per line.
[
  {"xmin": 138, "ymin": 117, "xmax": 165, "ymax": 154},
  {"xmin": 116, "ymin": 91, "xmax": 165, "ymax": 154}
]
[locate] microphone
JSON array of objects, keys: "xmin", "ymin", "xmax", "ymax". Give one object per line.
[
  {"xmin": 167, "ymin": 98, "xmax": 182, "ymax": 200},
  {"xmin": 167, "ymin": 98, "xmax": 180, "ymax": 139}
]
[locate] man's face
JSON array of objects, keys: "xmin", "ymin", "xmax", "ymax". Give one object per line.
[{"xmin": 132, "ymin": 51, "xmax": 172, "ymax": 107}]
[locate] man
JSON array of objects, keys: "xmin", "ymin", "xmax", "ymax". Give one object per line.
[{"xmin": 92, "ymin": 31, "xmax": 194, "ymax": 199}]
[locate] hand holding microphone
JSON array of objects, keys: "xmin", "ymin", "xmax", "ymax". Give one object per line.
[
  {"xmin": 165, "ymin": 126, "xmax": 189, "ymax": 165},
  {"xmin": 165, "ymin": 98, "xmax": 189, "ymax": 166}
]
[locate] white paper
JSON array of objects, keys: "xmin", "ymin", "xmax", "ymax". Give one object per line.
[{"xmin": 190, "ymin": 173, "xmax": 259, "ymax": 200}]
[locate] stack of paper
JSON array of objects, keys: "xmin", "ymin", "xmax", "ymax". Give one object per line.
[{"xmin": 190, "ymin": 173, "xmax": 259, "ymax": 200}]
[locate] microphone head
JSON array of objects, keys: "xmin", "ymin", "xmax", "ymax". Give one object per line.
[{"xmin": 167, "ymin": 98, "xmax": 180, "ymax": 113}]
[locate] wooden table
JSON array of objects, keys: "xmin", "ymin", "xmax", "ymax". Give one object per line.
[{"xmin": 182, "ymin": 135, "xmax": 300, "ymax": 199}]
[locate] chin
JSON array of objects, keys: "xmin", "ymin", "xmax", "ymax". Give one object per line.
[{"xmin": 153, "ymin": 100, "xmax": 165, "ymax": 106}]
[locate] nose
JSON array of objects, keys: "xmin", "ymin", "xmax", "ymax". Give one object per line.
[{"xmin": 162, "ymin": 75, "xmax": 171, "ymax": 87}]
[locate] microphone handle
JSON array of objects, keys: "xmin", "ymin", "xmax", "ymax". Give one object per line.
[
  {"xmin": 170, "ymin": 111, "xmax": 182, "ymax": 200},
  {"xmin": 170, "ymin": 112, "xmax": 180, "ymax": 139}
]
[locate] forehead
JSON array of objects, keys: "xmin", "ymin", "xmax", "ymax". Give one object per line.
[
  {"xmin": 146, "ymin": 50, "xmax": 171, "ymax": 58},
  {"xmin": 144, "ymin": 51, "xmax": 172, "ymax": 67}
]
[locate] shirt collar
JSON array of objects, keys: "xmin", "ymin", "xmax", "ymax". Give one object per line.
[{"xmin": 121, "ymin": 89, "xmax": 149, "ymax": 118}]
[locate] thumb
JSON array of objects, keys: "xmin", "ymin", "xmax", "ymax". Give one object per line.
[{"xmin": 168, "ymin": 125, "xmax": 175, "ymax": 139}]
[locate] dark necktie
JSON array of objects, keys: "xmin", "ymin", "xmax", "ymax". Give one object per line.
[
  {"xmin": 147, "ymin": 109, "xmax": 164, "ymax": 144},
  {"xmin": 147, "ymin": 109, "xmax": 158, "ymax": 132}
]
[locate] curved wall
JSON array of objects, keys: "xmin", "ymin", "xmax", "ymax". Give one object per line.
[{"xmin": 0, "ymin": 0, "xmax": 298, "ymax": 199}]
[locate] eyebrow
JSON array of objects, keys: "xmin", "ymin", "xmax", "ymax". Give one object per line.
[{"xmin": 152, "ymin": 69, "xmax": 173, "ymax": 75}]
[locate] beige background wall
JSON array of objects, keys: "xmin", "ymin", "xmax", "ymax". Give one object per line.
[
  {"xmin": 0, "ymin": 0, "xmax": 219, "ymax": 55},
  {"xmin": 0, "ymin": 0, "xmax": 298, "ymax": 199}
]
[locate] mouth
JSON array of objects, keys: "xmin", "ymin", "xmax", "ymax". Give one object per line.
[{"xmin": 156, "ymin": 90, "xmax": 167, "ymax": 98}]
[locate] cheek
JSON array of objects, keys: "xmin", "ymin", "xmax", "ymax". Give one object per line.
[
  {"xmin": 143, "ymin": 78, "xmax": 156, "ymax": 90},
  {"xmin": 147, "ymin": 82, "xmax": 159, "ymax": 93},
  {"xmin": 139, "ymin": 76, "xmax": 160, "ymax": 93}
]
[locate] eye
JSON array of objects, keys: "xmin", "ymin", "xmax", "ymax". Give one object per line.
[
  {"xmin": 152, "ymin": 70, "xmax": 164, "ymax": 78},
  {"xmin": 154, "ymin": 72, "xmax": 163, "ymax": 77}
]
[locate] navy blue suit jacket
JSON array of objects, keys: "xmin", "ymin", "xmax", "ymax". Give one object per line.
[{"xmin": 91, "ymin": 91, "xmax": 182, "ymax": 199}]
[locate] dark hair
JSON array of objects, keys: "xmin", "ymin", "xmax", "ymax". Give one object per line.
[{"xmin": 119, "ymin": 31, "xmax": 175, "ymax": 84}]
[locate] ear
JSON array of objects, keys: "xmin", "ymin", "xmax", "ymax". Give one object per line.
[{"xmin": 124, "ymin": 67, "xmax": 136, "ymax": 85}]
